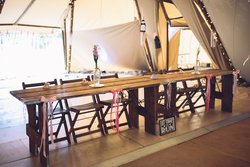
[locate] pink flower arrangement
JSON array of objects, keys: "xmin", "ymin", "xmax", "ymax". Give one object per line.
[{"xmin": 93, "ymin": 45, "xmax": 99, "ymax": 68}]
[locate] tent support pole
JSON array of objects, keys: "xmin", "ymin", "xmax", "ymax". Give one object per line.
[
  {"xmin": 14, "ymin": 0, "xmax": 36, "ymax": 24},
  {"xmin": 134, "ymin": 0, "xmax": 155, "ymax": 71},
  {"xmin": 159, "ymin": 1, "xmax": 170, "ymax": 70},
  {"xmin": 0, "ymin": 23, "xmax": 61, "ymax": 29},
  {"xmin": 166, "ymin": 22, "xmax": 169, "ymax": 70},
  {"xmin": 0, "ymin": 0, "xmax": 6, "ymax": 14},
  {"xmin": 67, "ymin": 0, "xmax": 76, "ymax": 73},
  {"xmin": 62, "ymin": 19, "xmax": 68, "ymax": 71}
]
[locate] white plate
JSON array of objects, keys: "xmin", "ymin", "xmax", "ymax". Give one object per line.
[{"xmin": 89, "ymin": 84, "xmax": 104, "ymax": 88}]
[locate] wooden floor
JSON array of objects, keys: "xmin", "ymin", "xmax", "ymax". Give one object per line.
[
  {"xmin": 0, "ymin": 76, "xmax": 250, "ymax": 167},
  {"xmin": 120, "ymin": 117, "xmax": 250, "ymax": 167}
]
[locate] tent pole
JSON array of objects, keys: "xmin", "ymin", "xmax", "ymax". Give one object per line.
[
  {"xmin": 14, "ymin": 0, "xmax": 36, "ymax": 25},
  {"xmin": 166, "ymin": 22, "xmax": 169, "ymax": 70},
  {"xmin": 62, "ymin": 19, "xmax": 68, "ymax": 71},
  {"xmin": 134, "ymin": 0, "xmax": 155, "ymax": 71},
  {"xmin": 0, "ymin": 23, "xmax": 61, "ymax": 29},
  {"xmin": 0, "ymin": 0, "xmax": 6, "ymax": 14},
  {"xmin": 67, "ymin": 0, "xmax": 76, "ymax": 73},
  {"xmin": 159, "ymin": 1, "xmax": 170, "ymax": 70},
  {"xmin": 134, "ymin": 0, "xmax": 142, "ymax": 19}
]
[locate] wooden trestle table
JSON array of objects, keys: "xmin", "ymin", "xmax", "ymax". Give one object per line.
[{"xmin": 10, "ymin": 69, "xmax": 235, "ymax": 166}]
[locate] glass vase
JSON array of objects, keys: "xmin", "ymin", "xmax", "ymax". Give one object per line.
[
  {"xmin": 93, "ymin": 67, "xmax": 101, "ymax": 86},
  {"xmin": 192, "ymin": 60, "xmax": 201, "ymax": 74}
]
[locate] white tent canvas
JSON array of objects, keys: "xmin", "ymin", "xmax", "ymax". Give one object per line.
[
  {"xmin": 0, "ymin": 0, "xmax": 249, "ymax": 81},
  {"xmin": 203, "ymin": 0, "xmax": 250, "ymax": 82},
  {"xmin": 71, "ymin": 20, "xmax": 148, "ymax": 72}
]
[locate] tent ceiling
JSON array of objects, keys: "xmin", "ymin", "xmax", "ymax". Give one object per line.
[
  {"xmin": 0, "ymin": 0, "xmax": 69, "ymax": 28},
  {"xmin": 0, "ymin": 0, "xmax": 186, "ymax": 29},
  {"xmin": 0, "ymin": 0, "xmax": 137, "ymax": 30}
]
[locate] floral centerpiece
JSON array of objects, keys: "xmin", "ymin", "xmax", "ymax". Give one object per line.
[
  {"xmin": 93, "ymin": 45, "xmax": 99, "ymax": 68},
  {"xmin": 92, "ymin": 44, "xmax": 101, "ymax": 86}
]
